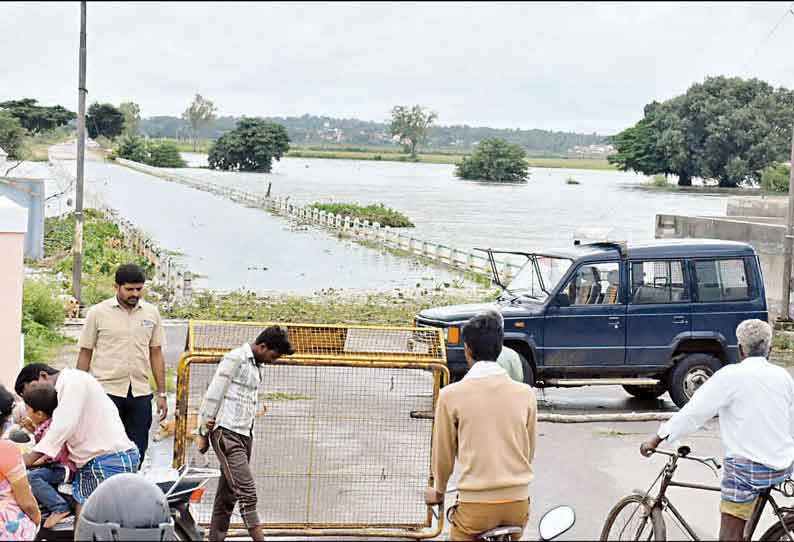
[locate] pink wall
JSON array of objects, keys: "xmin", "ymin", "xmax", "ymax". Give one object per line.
[{"xmin": 0, "ymin": 233, "xmax": 25, "ymax": 393}]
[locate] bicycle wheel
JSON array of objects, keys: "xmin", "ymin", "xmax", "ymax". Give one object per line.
[
  {"xmin": 759, "ymin": 514, "xmax": 794, "ymax": 541},
  {"xmin": 600, "ymin": 493, "xmax": 666, "ymax": 541}
]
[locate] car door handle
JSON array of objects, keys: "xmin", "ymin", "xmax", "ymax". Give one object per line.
[
  {"xmin": 608, "ymin": 316, "xmax": 621, "ymax": 329},
  {"xmin": 673, "ymin": 316, "xmax": 689, "ymax": 324}
]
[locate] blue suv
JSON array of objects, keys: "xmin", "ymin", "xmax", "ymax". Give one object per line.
[{"xmin": 415, "ymin": 240, "xmax": 768, "ymax": 408}]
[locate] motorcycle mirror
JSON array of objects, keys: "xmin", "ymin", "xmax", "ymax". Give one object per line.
[{"xmin": 538, "ymin": 506, "xmax": 576, "ymax": 541}]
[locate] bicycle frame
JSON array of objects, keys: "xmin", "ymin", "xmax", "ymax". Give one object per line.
[{"xmin": 647, "ymin": 450, "xmax": 794, "ymax": 542}]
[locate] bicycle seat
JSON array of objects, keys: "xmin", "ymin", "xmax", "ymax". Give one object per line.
[{"xmin": 478, "ymin": 525, "xmax": 523, "ymax": 539}]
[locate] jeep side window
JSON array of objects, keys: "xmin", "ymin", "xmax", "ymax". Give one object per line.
[
  {"xmin": 630, "ymin": 260, "xmax": 688, "ymax": 304},
  {"xmin": 693, "ymin": 259, "xmax": 750, "ymax": 302},
  {"xmin": 564, "ymin": 262, "xmax": 620, "ymax": 305}
]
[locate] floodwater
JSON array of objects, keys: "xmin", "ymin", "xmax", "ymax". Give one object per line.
[
  {"xmin": 73, "ymin": 159, "xmax": 466, "ymax": 294},
  {"xmin": 174, "ymin": 153, "xmax": 731, "ymax": 254}
]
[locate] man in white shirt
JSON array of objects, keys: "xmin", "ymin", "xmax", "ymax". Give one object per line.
[
  {"xmin": 15, "ymin": 364, "xmax": 139, "ymax": 519},
  {"xmin": 640, "ymin": 319, "xmax": 794, "ymax": 541}
]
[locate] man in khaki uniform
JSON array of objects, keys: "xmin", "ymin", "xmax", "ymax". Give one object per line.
[
  {"xmin": 76, "ymin": 264, "xmax": 167, "ymax": 466},
  {"xmin": 425, "ymin": 310, "xmax": 537, "ymax": 541}
]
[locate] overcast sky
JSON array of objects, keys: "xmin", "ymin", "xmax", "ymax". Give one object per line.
[{"xmin": 2, "ymin": 1, "xmax": 794, "ymax": 135}]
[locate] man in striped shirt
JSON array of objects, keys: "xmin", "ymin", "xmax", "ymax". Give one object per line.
[{"xmin": 195, "ymin": 326, "xmax": 294, "ymax": 542}]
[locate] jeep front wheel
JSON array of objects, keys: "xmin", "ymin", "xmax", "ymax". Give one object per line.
[
  {"xmin": 622, "ymin": 383, "xmax": 667, "ymax": 400},
  {"xmin": 668, "ymin": 353, "xmax": 722, "ymax": 408}
]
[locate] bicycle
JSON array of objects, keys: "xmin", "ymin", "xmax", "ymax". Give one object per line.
[{"xmin": 600, "ymin": 445, "xmax": 794, "ymax": 541}]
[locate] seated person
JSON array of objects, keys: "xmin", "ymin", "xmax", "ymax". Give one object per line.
[
  {"xmin": 15, "ymin": 364, "xmax": 139, "ymax": 520},
  {"xmin": 22, "ymin": 387, "xmax": 76, "ymax": 529},
  {"xmin": 0, "ymin": 385, "xmax": 40, "ymax": 541}
]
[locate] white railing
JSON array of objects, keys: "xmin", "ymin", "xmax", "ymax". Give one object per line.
[
  {"xmin": 114, "ymin": 158, "xmax": 522, "ymax": 282},
  {"xmin": 49, "ymin": 159, "xmax": 193, "ymax": 301}
]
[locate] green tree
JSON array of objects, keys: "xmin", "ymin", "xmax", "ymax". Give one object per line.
[
  {"xmin": 0, "ymin": 111, "xmax": 26, "ymax": 160},
  {"xmin": 208, "ymin": 118, "xmax": 289, "ymax": 172},
  {"xmin": 761, "ymin": 163, "xmax": 791, "ymax": 193},
  {"xmin": 389, "ymin": 105, "xmax": 437, "ymax": 159},
  {"xmin": 119, "ymin": 101, "xmax": 141, "ymax": 136},
  {"xmin": 610, "ymin": 76, "xmax": 794, "ymax": 188},
  {"xmin": 0, "ymin": 98, "xmax": 76, "ymax": 133},
  {"xmin": 455, "ymin": 138, "xmax": 530, "ymax": 183},
  {"xmin": 86, "ymin": 103, "xmax": 125, "ymax": 140},
  {"xmin": 182, "ymin": 94, "xmax": 217, "ymax": 151}
]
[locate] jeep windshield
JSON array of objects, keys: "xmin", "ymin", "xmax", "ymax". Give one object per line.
[{"xmin": 503, "ymin": 255, "xmax": 572, "ymax": 301}]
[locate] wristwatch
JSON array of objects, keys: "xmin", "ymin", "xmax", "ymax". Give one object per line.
[{"xmin": 157, "ymin": 392, "xmax": 167, "ymax": 399}]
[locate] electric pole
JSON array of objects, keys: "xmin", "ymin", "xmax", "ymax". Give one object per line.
[
  {"xmin": 782, "ymin": 123, "xmax": 794, "ymax": 321},
  {"xmin": 72, "ymin": 0, "xmax": 87, "ymax": 305}
]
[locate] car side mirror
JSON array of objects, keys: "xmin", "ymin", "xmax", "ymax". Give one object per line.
[
  {"xmin": 539, "ymin": 506, "xmax": 576, "ymax": 541},
  {"xmin": 553, "ymin": 292, "xmax": 571, "ymax": 307}
]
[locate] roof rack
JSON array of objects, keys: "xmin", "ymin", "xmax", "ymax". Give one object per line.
[{"xmin": 574, "ymin": 240, "xmax": 628, "ymax": 258}]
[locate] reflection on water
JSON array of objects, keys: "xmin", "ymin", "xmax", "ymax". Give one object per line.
[
  {"xmin": 78, "ymin": 160, "xmax": 466, "ymax": 293},
  {"xmin": 174, "ymin": 153, "xmax": 730, "ymax": 253}
]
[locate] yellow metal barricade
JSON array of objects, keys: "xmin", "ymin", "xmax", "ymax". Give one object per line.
[{"xmin": 174, "ymin": 320, "xmax": 448, "ymax": 539}]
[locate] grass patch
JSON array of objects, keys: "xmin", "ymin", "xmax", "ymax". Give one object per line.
[
  {"xmin": 16, "ymin": 128, "xmax": 74, "ymax": 162},
  {"xmin": 309, "ymin": 202, "xmax": 414, "ymax": 228},
  {"xmin": 596, "ymin": 428, "xmax": 646, "ymax": 438},
  {"xmin": 22, "ymin": 279, "xmax": 74, "ymax": 364},
  {"xmin": 164, "ymin": 289, "xmax": 495, "ymax": 326},
  {"xmin": 44, "ymin": 209, "xmax": 154, "ymax": 307},
  {"xmin": 774, "ymin": 332, "xmax": 794, "ymax": 352},
  {"xmin": 149, "ymin": 138, "xmax": 213, "ymax": 153},
  {"xmin": 647, "ymin": 174, "xmax": 669, "ymax": 188}
]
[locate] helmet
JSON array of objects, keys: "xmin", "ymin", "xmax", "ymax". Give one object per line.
[{"xmin": 74, "ymin": 473, "xmax": 174, "ymax": 541}]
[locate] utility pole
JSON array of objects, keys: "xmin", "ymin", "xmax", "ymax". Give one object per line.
[
  {"xmin": 72, "ymin": 0, "xmax": 87, "ymax": 305},
  {"xmin": 782, "ymin": 123, "xmax": 794, "ymax": 321}
]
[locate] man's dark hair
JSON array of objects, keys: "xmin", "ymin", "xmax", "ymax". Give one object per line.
[
  {"xmin": 255, "ymin": 326, "xmax": 295, "ymax": 356},
  {"xmin": 15, "ymin": 363, "xmax": 58, "ymax": 396},
  {"xmin": 23, "ymin": 386, "xmax": 58, "ymax": 417},
  {"xmin": 115, "ymin": 263, "xmax": 146, "ymax": 286},
  {"xmin": 463, "ymin": 310, "xmax": 504, "ymax": 362}
]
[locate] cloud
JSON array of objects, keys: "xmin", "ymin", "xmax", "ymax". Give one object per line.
[{"xmin": 2, "ymin": 1, "xmax": 793, "ymax": 134}]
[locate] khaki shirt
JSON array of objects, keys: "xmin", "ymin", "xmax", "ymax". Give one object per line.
[{"xmin": 78, "ymin": 297, "xmax": 165, "ymax": 398}]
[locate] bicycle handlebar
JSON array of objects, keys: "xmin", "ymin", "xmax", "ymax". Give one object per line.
[{"xmin": 648, "ymin": 447, "xmax": 722, "ymax": 472}]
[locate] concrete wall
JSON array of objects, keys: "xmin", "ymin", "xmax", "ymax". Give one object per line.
[
  {"xmin": 0, "ymin": 197, "xmax": 28, "ymax": 392},
  {"xmin": 727, "ymin": 196, "xmax": 787, "ymax": 220},
  {"xmin": 656, "ymin": 214, "xmax": 787, "ymax": 316},
  {"xmin": 0, "ymin": 177, "xmax": 45, "ymax": 260}
]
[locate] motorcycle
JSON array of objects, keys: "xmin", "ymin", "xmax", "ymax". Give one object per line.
[
  {"xmin": 36, "ymin": 464, "xmax": 219, "ymax": 541},
  {"xmin": 440, "ymin": 487, "xmax": 576, "ymax": 541}
]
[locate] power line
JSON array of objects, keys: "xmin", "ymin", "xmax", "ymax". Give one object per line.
[{"xmin": 741, "ymin": 1, "xmax": 794, "ymax": 74}]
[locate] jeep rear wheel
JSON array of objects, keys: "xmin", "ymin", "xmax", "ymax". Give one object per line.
[
  {"xmin": 622, "ymin": 383, "xmax": 667, "ymax": 400},
  {"xmin": 668, "ymin": 353, "xmax": 723, "ymax": 408}
]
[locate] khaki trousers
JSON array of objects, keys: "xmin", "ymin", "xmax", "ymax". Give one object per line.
[{"xmin": 449, "ymin": 499, "xmax": 530, "ymax": 541}]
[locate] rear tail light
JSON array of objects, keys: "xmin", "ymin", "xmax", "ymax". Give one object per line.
[{"xmin": 190, "ymin": 488, "xmax": 206, "ymax": 503}]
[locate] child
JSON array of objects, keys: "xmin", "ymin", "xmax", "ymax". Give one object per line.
[{"xmin": 21, "ymin": 386, "xmax": 76, "ymax": 529}]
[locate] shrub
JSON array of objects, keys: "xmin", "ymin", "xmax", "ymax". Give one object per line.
[
  {"xmin": 21, "ymin": 279, "xmax": 70, "ymax": 364},
  {"xmin": 115, "ymin": 136, "xmax": 186, "ymax": 168},
  {"xmin": 761, "ymin": 163, "xmax": 791, "ymax": 193},
  {"xmin": 22, "ymin": 280, "xmax": 64, "ymax": 330},
  {"xmin": 147, "ymin": 141, "xmax": 187, "ymax": 168},
  {"xmin": 455, "ymin": 138, "xmax": 529, "ymax": 183},
  {"xmin": 309, "ymin": 202, "xmax": 414, "ymax": 228}
]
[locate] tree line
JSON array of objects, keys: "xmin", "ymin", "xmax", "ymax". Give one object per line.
[{"xmin": 609, "ymin": 76, "xmax": 794, "ymax": 188}]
